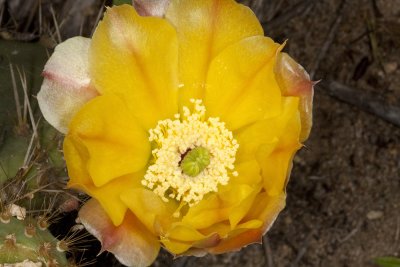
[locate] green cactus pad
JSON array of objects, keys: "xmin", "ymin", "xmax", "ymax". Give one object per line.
[{"xmin": 0, "ymin": 217, "xmax": 68, "ymax": 265}]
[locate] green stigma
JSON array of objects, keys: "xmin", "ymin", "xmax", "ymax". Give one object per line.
[{"xmin": 180, "ymin": 147, "xmax": 210, "ymax": 177}]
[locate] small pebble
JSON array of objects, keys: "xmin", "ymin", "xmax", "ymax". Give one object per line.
[
  {"xmin": 366, "ymin": 210, "xmax": 383, "ymax": 220},
  {"xmin": 384, "ymin": 62, "xmax": 398, "ymax": 74},
  {"xmin": 284, "ymin": 216, "xmax": 293, "ymax": 225}
]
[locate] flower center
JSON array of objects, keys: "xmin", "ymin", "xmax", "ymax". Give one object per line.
[
  {"xmin": 180, "ymin": 147, "xmax": 211, "ymax": 177},
  {"xmin": 142, "ymin": 99, "xmax": 239, "ymax": 206}
]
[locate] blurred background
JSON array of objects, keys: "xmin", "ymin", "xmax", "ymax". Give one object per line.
[{"xmin": 0, "ymin": 0, "xmax": 399, "ymax": 266}]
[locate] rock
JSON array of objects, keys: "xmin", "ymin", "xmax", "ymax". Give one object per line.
[
  {"xmin": 384, "ymin": 62, "xmax": 398, "ymax": 74},
  {"xmin": 366, "ymin": 210, "xmax": 384, "ymax": 220}
]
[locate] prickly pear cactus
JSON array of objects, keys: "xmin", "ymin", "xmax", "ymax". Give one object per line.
[
  {"xmin": 0, "ymin": 216, "xmax": 68, "ymax": 266},
  {"xmin": 0, "ymin": 40, "xmax": 82, "ymax": 266}
]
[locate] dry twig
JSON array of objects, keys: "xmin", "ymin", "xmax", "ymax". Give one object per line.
[
  {"xmin": 261, "ymin": 0, "xmax": 316, "ymax": 31},
  {"xmin": 338, "ymin": 222, "xmax": 361, "ymax": 243},
  {"xmin": 309, "ymin": 0, "xmax": 346, "ymax": 78},
  {"xmin": 262, "ymin": 235, "xmax": 274, "ymax": 267},
  {"xmin": 320, "ymin": 81, "xmax": 400, "ymax": 128},
  {"xmin": 290, "ymin": 231, "xmax": 314, "ymax": 267}
]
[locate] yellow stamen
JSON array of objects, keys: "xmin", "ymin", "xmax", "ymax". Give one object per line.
[{"xmin": 142, "ymin": 99, "xmax": 239, "ymax": 206}]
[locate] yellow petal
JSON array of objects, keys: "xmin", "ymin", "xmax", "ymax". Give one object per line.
[
  {"xmin": 275, "ymin": 52, "xmax": 314, "ymax": 141},
  {"xmin": 91, "ymin": 174, "xmax": 143, "ymax": 226},
  {"xmin": 166, "ymin": 0, "xmax": 263, "ymax": 107},
  {"xmin": 193, "ymin": 219, "xmax": 264, "ymax": 254},
  {"xmin": 228, "ymin": 187, "xmax": 261, "ymax": 228},
  {"xmin": 235, "ymin": 97, "xmax": 299, "ymax": 163},
  {"xmin": 243, "ymin": 192, "xmax": 286, "ymax": 234},
  {"xmin": 205, "ymin": 36, "xmax": 282, "ymax": 130},
  {"xmin": 160, "ymin": 238, "xmax": 192, "ymax": 254},
  {"xmin": 83, "ymin": 176, "xmax": 143, "ymax": 227},
  {"xmin": 90, "ymin": 5, "xmax": 178, "ymax": 129},
  {"xmin": 182, "ymin": 194, "xmax": 229, "ymax": 229},
  {"xmin": 236, "ymin": 219, "xmax": 263, "ymax": 229},
  {"xmin": 182, "ymin": 184, "xmax": 258, "ymax": 230},
  {"xmin": 120, "ymin": 188, "xmax": 178, "ymax": 234},
  {"xmin": 218, "ymin": 183, "xmax": 261, "ymax": 228},
  {"xmin": 206, "ymin": 219, "xmax": 263, "ymax": 254},
  {"xmin": 232, "ymin": 160, "xmax": 262, "ymax": 185},
  {"xmin": 63, "ymin": 135, "xmax": 92, "ymax": 187},
  {"xmin": 162, "ymin": 225, "xmax": 221, "ymax": 255},
  {"xmin": 192, "ymin": 233, "xmax": 221, "ymax": 249},
  {"xmin": 38, "ymin": 37, "xmax": 98, "ymax": 134},
  {"xmin": 64, "ymin": 136, "xmax": 144, "ymax": 226},
  {"xmin": 207, "ymin": 228, "xmax": 262, "ymax": 254},
  {"xmin": 68, "ymin": 95, "xmax": 150, "ymax": 187},
  {"xmin": 79, "ymin": 199, "xmax": 160, "ymax": 267},
  {"xmin": 258, "ymin": 143, "xmax": 301, "ymax": 196},
  {"xmin": 218, "ymin": 184, "xmax": 254, "ymax": 207},
  {"xmin": 196, "ymin": 222, "xmax": 230, "ymax": 242},
  {"xmin": 256, "ymin": 99, "xmax": 302, "ymax": 195},
  {"xmin": 166, "ymin": 223, "xmax": 206, "ymax": 242}
]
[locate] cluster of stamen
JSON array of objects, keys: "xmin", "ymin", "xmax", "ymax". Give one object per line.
[{"xmin": 142, "ymin": 99, "xmax": 239, "ymax": 206}]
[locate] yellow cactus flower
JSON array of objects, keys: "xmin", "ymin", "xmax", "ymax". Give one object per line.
[{"xmin": 37, "ymin": 0, "xmax": 314, "ymax": 266}]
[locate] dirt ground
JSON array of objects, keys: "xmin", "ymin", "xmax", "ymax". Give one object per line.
[{"xmin": 1, "ymin": 0, "xmax": 399, "ymax": 266}]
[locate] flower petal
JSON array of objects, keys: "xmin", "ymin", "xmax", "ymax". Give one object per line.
[
  {"xmin": 161, "ymin": 226, "xmax": 221, "ymax": 255},
  {"xmin": 166, "ymin": 0, "xmax": 263, "ymax": 107},
  {"xmin": 274, "ymin": 53, "xmax": 314, "ymax": 141},
  {"xmin": 243, "ymin": 192, "xmax": 286, "ymax": 234},
  {"xmin": 192, "ymin": 233, "xmax": 221, "ymax": 249},
  {"xmin": 182, "ymin": 194, "xmax": 229, "ymax": 229},
  {"xmin": 86, "ymin": 174, "xmax": 143, "ymax": 226},
  {"xmin": 68, "ymin": 95, "xmax": 150, "ymax": 187},
  {"xmin": 219, "ymin": 163, "xmax": 263, "ymax": 228},
  {"xmin": 120, "ymin": 188, "xmax": 178, "ymax": 234},
  {"xmin": 63, "ymin": 135, "xmax": 91, "ymax": 187},
  {"xmin": 166, "ymin": 223, "xmax": 206, "ymax": 242},
  {"xmin": 133, "ymin": 0, "xmax": 170, "ymax": 17},
  {"xmin": 235, "ymin": 97, "xmax": 300, "ymax": 163},
  {"xmin": 205, "ymin": 36, "xmax": 282, "ymax": 130},
  {"xmin": 218, "ymin": 184, "xmax": 255, "ymax": 207},
  {"xmin": 207, "ymin": 228, "xmax": 262, "ymax": 254},
  {"xmin": 232, "ymin": 160, "xmax": 262, "ymax": 185},
  {"xmin": 256, "ymin": 98, "xmax": 302, "ymax": 195},
  {"xmin": 182, "ymin": 184, "xmax": 259, "ymax": 230},
  {"xmin": 160, "ymin": 239, "xmax": 192, "ymax": 254},
  {"xmin": 228, "ymin": 188, "xmax": 261, "ymax": 228},
  {"xmin": 209, "ymin": 194, "xmax": 285, "ymax": 254},
  {"xmin": 90, "ymin": 5, "xmax": 178, "ymax": 130},
  {"xmin": 64, "ymin": 136, "xmax": 144, "ymax": 226},
  {"xmin": 79, "ymin": 199, "xmax": 160, "ymax": 267},
  {"xmin": 37, "ymin": 36, "xmax": 98, "ymax": 134},
  {"xmin": 179, "ymin": 231, "xmax": 221, "ymax": 257},
  {"xmin": 217, "ymin": 183, "xmax": 261, "ymax": 229}
]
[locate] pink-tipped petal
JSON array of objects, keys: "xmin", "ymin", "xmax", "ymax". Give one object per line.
[
  {"xmin": 207, "ymin": 228, "xmax": 263, "ymax": 254},
  {"xmin": 79, "ymin": 199, "xmax": 160, "ymax": 267},
  {"xmin": 208, "ymin": 193, "xmax": 286, "ymax": 254},
  {"xmin": 37, "ymin": 36, "xmax": 98, "ymax": 134},
  {"xmin": 274, "ymin": 52, "xmax": 314, "ymax": 141},
  {"xmin": 176, "ymin": 233, "xmax": 221, "ymax": 257},
  {"xmin": 192, "ymin": 233, "xmax": 221, "ymax": 249},
  {"xmin": 133, "ymin": 0, "xmax": 170, "ymax": 17}
]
